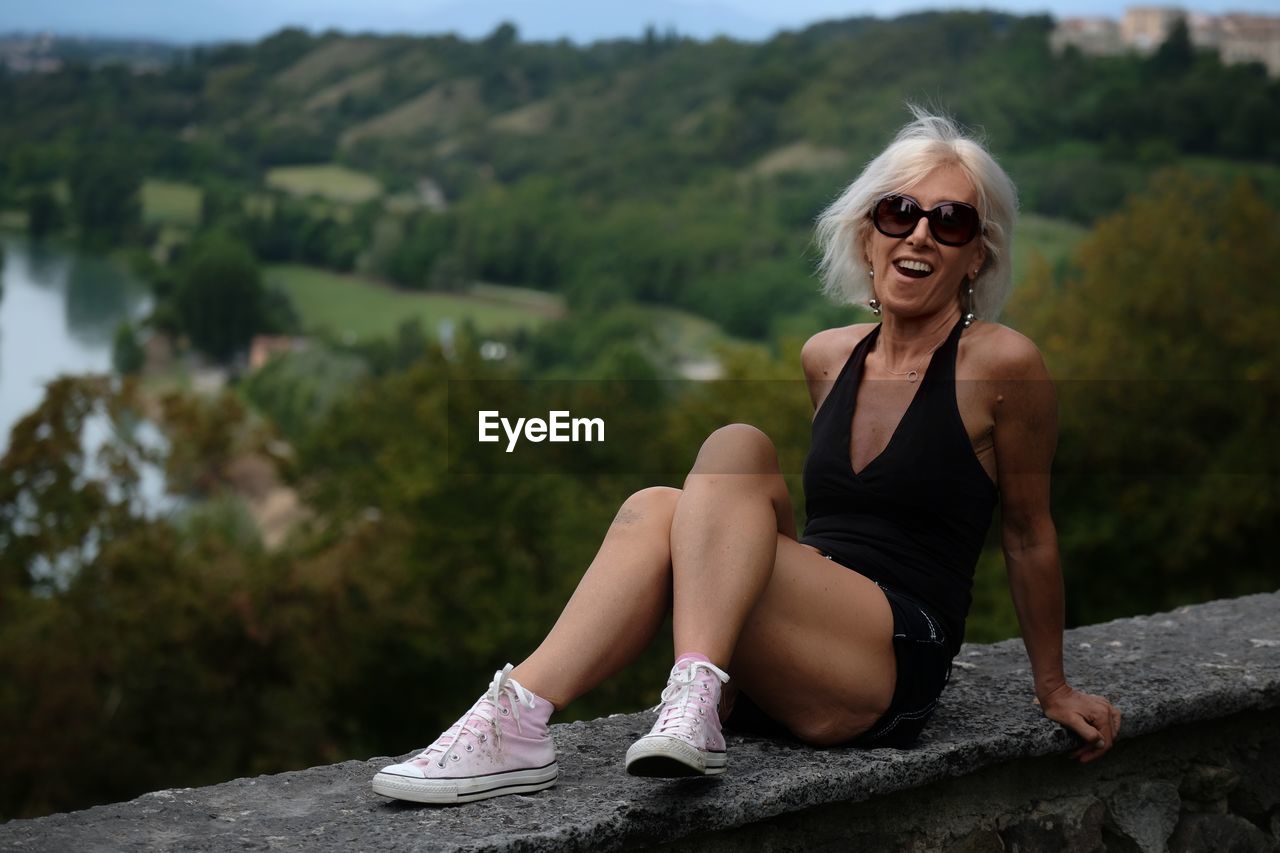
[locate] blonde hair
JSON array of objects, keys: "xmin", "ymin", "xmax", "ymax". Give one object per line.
[{"xmin": 814, "ymin": 105, "xmax": 1019, "ymax": 320}]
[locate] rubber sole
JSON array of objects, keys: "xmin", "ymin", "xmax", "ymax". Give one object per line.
[
  {"xmin": 371, "ymin": 762, "xmax": 559, "ymax": 804},
  {"xmin": 625, "ymin": 735, "xmax": 726, "ymax": 778}
]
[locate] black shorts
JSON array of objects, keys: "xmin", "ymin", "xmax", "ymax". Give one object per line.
[{"xmin": 724, "ymin": 555, "xmax": 953, "ymax": 749}]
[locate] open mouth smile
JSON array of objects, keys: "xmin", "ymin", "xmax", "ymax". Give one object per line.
[{"xmin": 892, "ymin": 258, "xmax": 933, "ymax": 279}]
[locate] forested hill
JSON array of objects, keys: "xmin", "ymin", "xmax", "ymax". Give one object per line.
[{"xmin": 4, "ymin": 11, "xmax": 1277, "ymax": 215}]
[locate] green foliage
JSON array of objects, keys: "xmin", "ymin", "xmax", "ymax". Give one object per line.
[
  {"xmin": 243, "ymin": 195, "xmax": 362, "ymax": 271},
  {"xmin": 240, "ymin": 345, "xmax": 370, "ymax": 442},
  {"xmin": 1008, "ymin": 170, "xmax": 1280, "ymax": 624},
  {"xmin": 156, "ymin": 389, "xmax": 272, "ymax": 499},
  {"xmin": 67, "ymin": 145, "xmax": 142, "ymax": 248},
  {"xmin": 524, "ymin": 305, "xmax": 666, "ymax": 378},
  {"xmin": 3, "ymin": 11, "xmax": 1277, "ymax": 345},
  {"xmin": 199, "ymin": 181, "xmax": 246, "ymax": 228},
  {"xmin": 1150, "ymin": 17, "xmax": 1195, "ymax": 77},
  {"xmin": 176, "ymin": 234, "xmax": 267, "ymax": 360},
  {"xmin": 454, "ymin": 178, "xmax": 571, "ymax": 289},
  {"xmin": 111, "ymin": 322, "xmax": 145, "ymax": 376},
  {"xmin": 384, "ymin": 210, "xmax": 460, "ymax": 289},
  {"xmin": 0, "ymin": 377, "xmax": 152, "ymax": 592},
  {"xmin": 24, "ymin": 188, "xmax": 63, "ymax": 240}
]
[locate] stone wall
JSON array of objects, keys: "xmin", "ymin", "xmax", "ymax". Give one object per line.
[
  {"xmin": 669, "ymin": 709, "xmax": 1278, "ymax": 853},
  {"xmin": 1, "ymin": 592, "xmax": 1277, "ymax": 852}
]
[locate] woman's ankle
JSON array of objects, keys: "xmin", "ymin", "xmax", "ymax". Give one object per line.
[{"xmin": 508, "ymin": 663, "xmax": 564, "ymax": 712}]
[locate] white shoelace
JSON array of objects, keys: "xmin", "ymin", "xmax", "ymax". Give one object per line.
[
  {"xmin": 416, "ymin": 664, "xmax": 536, "ymax": 767},
  {"xmin": 652, "ymin": 660, "xmax": 730, "ymax": 740}
]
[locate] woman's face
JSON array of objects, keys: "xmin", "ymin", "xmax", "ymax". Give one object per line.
[{"xmin": 863, "ymin": 164, "xmax": 987, "ymax": 321}]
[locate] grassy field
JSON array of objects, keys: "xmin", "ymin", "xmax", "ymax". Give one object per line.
[
  {"xmin": 267, "ymin": 265, "xmax": 561, "ymax": 342},
  {"xmin": 142, "ymin": 179, "xmax": 202, "ymax": 227},
  {"xmin": 749, "ymin": 141, "xmax": 847, "ymax": 178},
  {"xmin": 490, "ymin": 99, "xmax": 555, "ymax": 135},
  {"xmin": 469, "ymin": 282, "xmax": 566, "ymax": 317},
  {"xmin": 274, "ymin": 39, "xmax": 385, "ymax": 91},
  {"xmin": 265, "ymin": 165, "xmax": 383, "ymax": 205},
  {"xmin": 628, "ymin": 304, "xmax": 729, "ymax": 362},
  {"xmin": 340, "ymin": 79, "xmax": 479, "ymax": 148},
  {"xmin": 305, "ymin": 67, "xmax": 386, "ymax": 113}
]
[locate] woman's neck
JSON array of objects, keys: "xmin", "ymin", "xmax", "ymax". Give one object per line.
[{"xmin": 874, "ymin": 309, "xmax": 962, "ymax": 371}]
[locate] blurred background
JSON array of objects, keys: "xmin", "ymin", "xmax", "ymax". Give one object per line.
[{"xmin": 1, "ymin": 0, "xmax": 1277, "ymax": 821}]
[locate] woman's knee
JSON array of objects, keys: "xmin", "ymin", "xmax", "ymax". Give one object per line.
[
  {"xmin": 611, "ymin": 486, "xmax": 681, "ymax": 528},
  {"xmin": 691, "ymin": 423, "xmax": 780, "ymax": 476}
]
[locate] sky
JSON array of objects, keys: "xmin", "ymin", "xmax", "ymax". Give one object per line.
[{"xmin": 2, "ymin": 0, "xmax": 1278, "ymax": 44}]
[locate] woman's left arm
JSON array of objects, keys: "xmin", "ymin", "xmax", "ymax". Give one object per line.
[{"xmin": 993, "ymin": 335, "xmax": 1122, "ymax": 764}]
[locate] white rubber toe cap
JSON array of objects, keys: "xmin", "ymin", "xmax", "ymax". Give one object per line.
[{"xmin": 377, "ymin": 761, "xmax": 429, "ymax": 779}]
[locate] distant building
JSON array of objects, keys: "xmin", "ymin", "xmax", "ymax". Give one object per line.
[
  {"xmin": 1219, "ymin": 14, "xmax": 1280, "ymax": 77},
  {"xmin": 1122, "ymin": 5, "xmax": 1186, "ymax": 53},
  {"xmin": 1051, "ymin": 6, "xmax": 1280, "ymax": 77},
  {"xmin": 0, "ymin": 33, "xmax": 62, "ymax": 74},
  {"xmin": 1050, "ymin": 17, "xmax": 1125, "ymax": 56}
]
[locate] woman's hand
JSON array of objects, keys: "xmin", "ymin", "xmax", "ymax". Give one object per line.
[{"xmin": 1039, "ymin": 683, "xmax": 1122, "ymax": 763}]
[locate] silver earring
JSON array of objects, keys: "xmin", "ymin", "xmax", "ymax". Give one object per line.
[
  {"xmin": 963, "ymin": 282, "xmax": 976, "ymax": 328},
  {"xmin": 869, "ymin": 297, "xmax": 881, "ymax": 316}
]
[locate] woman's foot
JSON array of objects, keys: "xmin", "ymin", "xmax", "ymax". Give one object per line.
[
  {"xmin": 372, "ymin": 664, "xmax": 558, "ymax": 804},
  {"xmin": 625, "ymin": 656, "xmax": 730, "ymax": 777}
]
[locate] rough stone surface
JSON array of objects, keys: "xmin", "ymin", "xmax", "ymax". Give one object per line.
[
  {"xmin": 656, "ymin": 711, "xmax": 1277, "ymax": 853},
  {"xmin": 1000, "ymin": 795, "xmax": 1105, "ymax": 853},
  {"xmin": 1182, "ymin": 764, "xmax": 1241, "ymax": 813},
  {"xmin": 1168, "ymin": 813, "xmax": 1275, "ymax": 853},
  {"xmin": 1, "ymin": 591, "xmax": 1278, "ymax": 852},
  {"xmin": 1104, "ymin": 781, "xmax": 1182, "ymax": 853},
  {"xmin": 944, "ymin": 829, "xmax": 1004, "ymax": 853}
]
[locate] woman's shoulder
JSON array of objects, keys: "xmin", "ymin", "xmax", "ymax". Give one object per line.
[
  {"xmin": 801, "ymin": 323, "xmax": 876, "ymax": 382},
  {"xmin": 962, "ymin": 321, "xmax": 1051, "ymax": 381}
]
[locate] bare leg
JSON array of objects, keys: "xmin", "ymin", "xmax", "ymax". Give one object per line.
[
  {"xmin": 513, "ymin": 425, "xmax": 896, "ymax": 747},
  {"xmin": 511, "ymin": 486, "xmax": 679, "ymax": 709},
  {"xmin": 669, "ymin": 424, "xmax": 897, "ymax": 746},
  {"xmin": 670, "ymin": 424, "xmax": 796, "ymax": 666},
  {"xmin": 729, "ymin": 536, "xmax": 896, "ymax": 746}
]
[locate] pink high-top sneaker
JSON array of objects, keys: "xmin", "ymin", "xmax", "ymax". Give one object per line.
[
  {"xmin": 372, "ymin": 664, "xmax": 557, "ymax": 804},
  {"xmin": 625, "ymin": 656, "xmax": 730, "ymax": 777}
]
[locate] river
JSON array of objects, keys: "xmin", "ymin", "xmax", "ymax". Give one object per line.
[{"xmin": 0, "ymin": 236, "xmax": 152, "ymax": 452}]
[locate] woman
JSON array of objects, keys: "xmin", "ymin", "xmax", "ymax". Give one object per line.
[{"xmin": 371, "ymin": 108, "xmax": 1122, "ymax": 805}]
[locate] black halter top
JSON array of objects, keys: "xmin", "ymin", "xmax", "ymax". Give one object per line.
[{"xmin": 800, "ymin": 317, "xmax": 999, "ymax": 656}]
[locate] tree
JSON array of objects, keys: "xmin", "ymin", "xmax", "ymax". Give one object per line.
[
  {"xmin": 0, "ymin": 377, "xmax": 151, "ymax": 592},
  {"xmin": 485, "ymin": 21, "xmax": 519, "ymax": 51},
  {"xmin": 175, "ymin": 234, "xmax": 266, "ymax": 361},
  {"xmin": 1150, "ymin": 17, "xmax": 1194, "ymax": 77},
  {"xmin": 25, "ymin": 189, "xmax": 63, "ymax": 240},
  {"xmin": 241, "ymin": 345, "xmax": 369, "ymax": 442},
  {"xmin": 0, "ymin": 378, "xmax": 325, "ymax": 821},
  {"xmin": 1007, "ymin": 170, "xmax": 1279, "ymax": 625},
  {"xmin": 66, "ymin": 144, "xmax": 142, "ymax": 248},
  {"xmin": 112, "ymin": 322, "xmax": 145, "ymax": 376},
  {"xmin": 199, "ymin": 181, "xmax": 245, "ymax": 229}
]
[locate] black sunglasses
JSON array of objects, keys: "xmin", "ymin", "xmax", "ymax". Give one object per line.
[{"xmin": 870, "ymin": 194, "xmax": 982, "ymax": 247}]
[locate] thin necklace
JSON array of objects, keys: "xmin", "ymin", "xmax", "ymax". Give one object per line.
[{"xmin": 880, "ymin": 331, "xmax": 950, "ymax": 383}]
